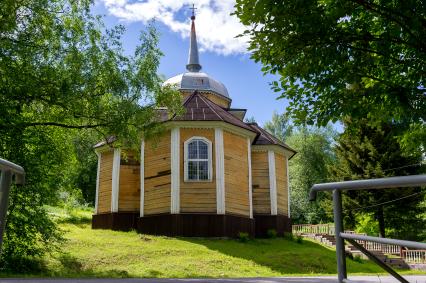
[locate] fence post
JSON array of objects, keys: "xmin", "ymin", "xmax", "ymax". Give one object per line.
[{"xmin": 333, "ymin": 189, "xmax": 347, "ymax": 282}]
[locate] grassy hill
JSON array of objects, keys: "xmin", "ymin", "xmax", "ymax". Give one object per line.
[{"xmin": 2, "ymin": 207, "xmax": 418, "ymax": 278}]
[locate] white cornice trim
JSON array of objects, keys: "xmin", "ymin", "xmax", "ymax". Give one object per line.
[
  {"xmin": 95, "ymin": 152, "xmax": 101, "ymax": 214},
  {"xmin": 247, "ymin": 138, "xmax": 253, "ymax": 219},
  {"xmin": 166, "ymin": 121, "xmax": 256, "ymax": 141},
  {"xmin": 268, "ymin": 150, "xmax": 277, "ymax": 215},
  {"xmin": 171, "ymin": 127, "xmax": 180, "ymax": 214},
  {"xmin": 111, "ymin": 148, "xmax": 121, "ymax": 213},
  {"xmin": 215, "ymin": 128, "xmax": 225, "ymax": 214},
  {"xmin": 286, "ymin": 156, "xmax": 291, "ymax": 218},
  {"xmin": 140, "ymin": 139, "xmax": 145, "ymax": 217}
]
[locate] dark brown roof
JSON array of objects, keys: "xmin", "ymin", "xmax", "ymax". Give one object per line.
[
  {"xmin": 249, "ymin": 123, "xmax": 297, "ymax": 155},
  {"xmin": 171, "ymin": 91, "xmax": 255, "ymax": 133}
]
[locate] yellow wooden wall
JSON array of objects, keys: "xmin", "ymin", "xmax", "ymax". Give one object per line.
[
  {"xmin": 223, "ymin": 131, "xmax": 250, "ymax": 217},
  {"xmin": 118, "ymin": 152, "xmax": 140, "ymax": 212},
  {"xmin": 251, "ymin": 151, "xmax": 271, "ymax": 214},
  {"xmin": 275, "ymin": 153, "xmax": 289, "ymax": 216},
  {"xmin": 97, "ymin": 150, "xmax": 113, "ymax": 213},
  {"xmin": 144, "ymin": 131, "xmax": 171, "ymax": 215},
  {"xmin": 180, "ymin": 128, "xmax": 217, "ymax": 213}
]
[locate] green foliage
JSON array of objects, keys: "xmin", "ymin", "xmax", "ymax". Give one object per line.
[
  {"xmin": 352, "ymin": 255, "xmax": 363, "ymax": 264},
  {"xmin": 296, "ymin": 236, "xmax": 303, "ymax": 244},
  {"xmin": 0, "ymin": 0, "xmax": 181, "ymax": 268},
  {"xmin": 264, "ymin": 111, "xmax": 293, "ymax": 142},
  {"xmin": 234, "ymin": 0, "xmax": 425, "ymax": 153},
  {"xmin": 266, "ymin": 229, "xmax": 277, "ymax": 238},
  {"xmin": 355, "ymin": 213, "xmax": 379, "ymax": 236},
  {"xmin": 330, "ymin": 119, "xmax": 426, "ymax": 239},
  {"xmin": 283, "ymin": 232, "xmax": 295, "ymax": 241},
  {"xmin": 286, "ymin": 125, "xmax": 336, "ymax": 224},
  {"xmin": 237, "ymin": 232, "xmax": 250, "ymax": 242},
  {"xmin": 263, "ymin": 112, "xmax": 336, "ymax": 224}
]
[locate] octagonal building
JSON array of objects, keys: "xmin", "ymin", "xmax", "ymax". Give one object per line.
[{"xmin": 92, "ymin": 14, "xmax": 296, "ymax": 237}]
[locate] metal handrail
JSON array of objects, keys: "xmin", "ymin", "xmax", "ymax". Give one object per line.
[
  {"xmin": 341, "ymin": 233, "xmax": 426, "ymax": 250},
  {"xmin": 0, "ymin": 158, "xmax": 25, "ymax": 255},
  {"xmin": 310, "ymin": 174, "xmax": 426, "ymax": 283},
  {"xmin": 310, "ymin": 175, "xmax": 426, "ymax": 201}
]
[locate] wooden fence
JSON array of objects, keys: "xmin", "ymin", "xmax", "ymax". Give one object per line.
[
  {"xmin": 292, "ymin": 224, "xmax": 426, "ymax": 263},
  {"xmin": 402, "ymin": 250, "xmax": 426, "ymax": 263},
  {"xmin": 292, "ymin": 224, "xmax": 335, "ymax": 235}
]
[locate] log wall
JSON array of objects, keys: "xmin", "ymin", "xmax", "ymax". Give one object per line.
[
  {"xmin": 223, "ymin": 131, "xmax": 250, "ymax": 217},
  {"xmin": 97, "ymin": 150, "xmax": 113, "ymax": 213},
  {"xmin": 144, "ymin": 131, "xmax": 171, "ymax": 215},
  {"xmin": 180, "ymin": 128, "xmax": 217, "ymax": 213},
  {"xmin": 118, "ymin": 152, "xmax": 140, "ymax": 212},
  {"xmin": 251, "ymin": 151, "xmax": 271, "ymax": 214}
]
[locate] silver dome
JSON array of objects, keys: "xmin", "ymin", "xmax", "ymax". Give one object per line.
[{"xmin": 163, "ymin": 72, "xmax": 230, "ymax": 98}]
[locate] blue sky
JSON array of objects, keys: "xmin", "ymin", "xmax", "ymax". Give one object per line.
[{"xmin": 93, "ymin": 0, "xmax": 290, "ymax": 126}]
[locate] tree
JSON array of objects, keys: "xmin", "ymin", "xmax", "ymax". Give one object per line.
[
  {"xmin": 234, "ymin": 0, "xmax": 425, "ymax": 150},
  {"xmin": 286, "ymin": 126, "xmax": 336, "ymax": 224},
  {"xmin": 264, "ymin": 112, "xmax": 336, "ymax": 223},
  {"xmin": 330, "ymin": 119, "xmax": 425, "ymax": 239},
  {"xmin": 264, "ymin": 111, "xmax": 293, "ymax": 142},
  {"xmin": 0, "ymin": 0, "xmax": 180, "ymax": 268}
]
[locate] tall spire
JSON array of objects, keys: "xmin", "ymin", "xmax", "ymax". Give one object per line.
[{"xmin": 186, "ymin": 4, "xmax": 202, "ymax": 72}]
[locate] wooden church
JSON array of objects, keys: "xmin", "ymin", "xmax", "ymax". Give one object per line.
[{"xmin": 92, "ymin": 14, "xmax": 296, "ymax": 237}]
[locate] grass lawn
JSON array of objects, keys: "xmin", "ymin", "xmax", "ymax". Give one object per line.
[{"xmin": 2, "ymin": 207, "xmax": 423, "ymax": 278}]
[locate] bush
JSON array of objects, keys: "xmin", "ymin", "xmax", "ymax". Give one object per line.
[
  {"xmin": 237, "ymin": 232, "xmax": 250, "ymax": 242},
  {"xmin": 296, "ymin": 235, "xmax": 303, "ymax": 244},
  {"xmin": 352, "ymin": 255, "xmax": 363, "ymax": 263},
  {"xmin": 283, "ymin": 232, "xmax": 295, "ymax": 241},
  {"xmin": 266, "ymin": 229, "xmax": 277, "ymax": 238}
]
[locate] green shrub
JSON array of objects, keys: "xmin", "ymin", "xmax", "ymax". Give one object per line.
[
  {"xmin": 352, "ymin": 255, "xmax": 363, "ymax": 263},
  {"xmin": 283, "ymin": 232, "xmax": 295, "ymax": 241},
  {"xmin": 266, "ymin": 229, "xmax": 277, "ymax": 238},
  {"xmin": 237, "ymin": 232, "xmax": 250, "ymax": 242},
  {"xmin": 296, "ymin": 235, "xmax": 303, "ymax": 244}
]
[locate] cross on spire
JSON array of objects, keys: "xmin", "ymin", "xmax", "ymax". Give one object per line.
[{"xmin": 190, "ymin": 4, "xmax": 197, "ymax": 20}]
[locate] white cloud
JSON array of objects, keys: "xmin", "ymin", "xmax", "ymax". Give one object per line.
[{"xmin": 98, "ymin": 0, "xmax": 249, "ymax": 55}]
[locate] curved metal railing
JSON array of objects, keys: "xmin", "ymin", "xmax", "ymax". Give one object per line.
[{"xmin": 310, "ymin": 174, "xmax": 426, "ymax": 283}]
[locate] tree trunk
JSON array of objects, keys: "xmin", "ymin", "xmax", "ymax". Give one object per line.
[{"xmin": 377, "ymin": 206, "xmax": 386, "ymax": 238}]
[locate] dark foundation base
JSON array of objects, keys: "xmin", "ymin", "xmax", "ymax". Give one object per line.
[
  {"xmin": 92, "ymin": 212, "xmax": 138, "ymax": 231},
  {"xmin": 92, "ymin": 213, "xmax": 290, "ymax": 238},
  {"xmin": 254, "ymin": 214, "xmax": 292, "ymax": 237},
  {"xmin": 137, "ymin": 214, "xmax": 255, "ymax": 237}
]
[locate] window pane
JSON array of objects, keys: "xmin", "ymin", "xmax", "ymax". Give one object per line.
[
  {"xmin": 188, "ymin": 161, "xmax": 198, "ymax": 180},
  {"xmin": 198, "ymin": 161, "xmax": 209, "ymax": 180},
  {"xmin": 198, "ymin": 141, "xmax": 208, "ymax": 159},
  {"xmin": 188, "ymin": 141, "xmax": 198, "ymax": 159}
]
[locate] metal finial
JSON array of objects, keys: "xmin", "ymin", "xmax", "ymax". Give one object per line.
[
  {"xmin": 186, "ymin": 4, "xmax": 201, "ymax": 72},
  {"xmin": 190, "ymin": 4, "xmax": 197, "ymax": 20}
]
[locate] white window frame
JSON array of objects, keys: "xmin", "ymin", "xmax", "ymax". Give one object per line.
[{"xmin": 184, "ymin": 136, "xmax": 213, "ymax": 182}]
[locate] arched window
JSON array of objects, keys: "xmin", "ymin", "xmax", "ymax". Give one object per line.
[{"xmin": 184, "ymin": 137, "xmax": 212, "ymax": 181}]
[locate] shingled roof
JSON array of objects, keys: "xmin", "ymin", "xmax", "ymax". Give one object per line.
[
  {"xmin": 249, "ymin": 123, "xmax": 297, "ymax": 155},
  {"xmin": 171, "ymin": 91, "xmax": 255, "ymax": 133}
]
